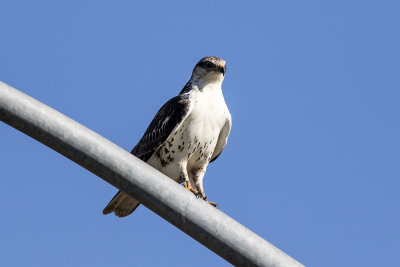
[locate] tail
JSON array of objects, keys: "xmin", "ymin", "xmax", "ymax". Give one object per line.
[{"xmin": 103, "ymin": 191, "xmax": 140, "ymax": 217}]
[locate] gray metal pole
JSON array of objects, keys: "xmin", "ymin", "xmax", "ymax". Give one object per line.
[{"xmin": 0, "ymin": 81, "xmax": 304, "ymax": 267}]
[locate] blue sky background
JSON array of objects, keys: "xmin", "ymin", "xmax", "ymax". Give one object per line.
[{"xmin": 1, "ymin": 1, "xmax": 399, "ymax": 266}]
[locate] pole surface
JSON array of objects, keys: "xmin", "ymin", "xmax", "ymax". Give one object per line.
[{"xmin": 0, "ymin": 81, "xmax": 304, "ymax": 267}]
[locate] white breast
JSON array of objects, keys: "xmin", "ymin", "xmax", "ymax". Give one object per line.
[
  {"xmin": 188, "ymin": 83, "xmax": 227, "ymax": 137},
  {"xmin": 146, "ymin": 79, "xmax": 230, "ymax": 182},
  {"xmin": 183, "ymin": 82, "xmax": 229, "ymax": 164}
]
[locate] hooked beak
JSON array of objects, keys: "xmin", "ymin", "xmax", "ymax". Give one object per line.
[{"xmin": 218, "ymin": 63, "xmax": 226, "ymax": 76}]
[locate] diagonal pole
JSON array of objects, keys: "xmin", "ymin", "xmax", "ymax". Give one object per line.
[{"xmin": 0, "ymin": 81, "xmax": 304, "ymax": 267}]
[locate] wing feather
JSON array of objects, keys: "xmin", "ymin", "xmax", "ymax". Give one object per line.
[{"xmin": 131, "ymin": 94, "xmax": 192, "ymax": 161}]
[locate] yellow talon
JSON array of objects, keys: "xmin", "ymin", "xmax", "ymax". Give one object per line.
[
  {"xmin": 184, "ymin": 181, "xmax": 198, "ymax": 194},
  {"xmin": 207, "ymin": 201, "xmax": 217, "ymax": 207}
]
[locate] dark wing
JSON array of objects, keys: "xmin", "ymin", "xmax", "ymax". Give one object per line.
[{"xmin": 131, "ymin": 94, "xmax": 192, "ymax": 161}]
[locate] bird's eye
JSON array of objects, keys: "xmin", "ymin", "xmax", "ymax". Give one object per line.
[{"xmin": 198, "ymin": 61, "xmax": 214, "ymax": 69}]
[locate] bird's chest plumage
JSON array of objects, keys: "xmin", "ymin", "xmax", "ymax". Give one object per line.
[
  {"xmin": 184, "ymin": 89, "xmax": 227, "ymax": 163},
  {"xmin": 150, "ymin": 85, "xmax": 228, "ymax": 180}
]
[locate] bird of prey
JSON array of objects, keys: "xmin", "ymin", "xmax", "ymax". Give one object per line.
[{"xmin": 103, "ymin": 56, "xmax": 232, "ymax": 217}]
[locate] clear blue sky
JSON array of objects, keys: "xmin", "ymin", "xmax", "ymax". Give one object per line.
[{"xmin": 1, "ymin": 1, "xmax": 399, "ymax": 266}]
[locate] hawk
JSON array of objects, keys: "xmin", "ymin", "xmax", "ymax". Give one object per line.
[{"xmin": 103, "ymin": 56, "xmax": 232, "ymax": 217}]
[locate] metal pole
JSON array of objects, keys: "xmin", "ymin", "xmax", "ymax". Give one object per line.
[{"xmin": 0, "ymin": 81, "xmax": 304, "ymax": 267}]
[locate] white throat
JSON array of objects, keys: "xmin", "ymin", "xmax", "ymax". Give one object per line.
[{"xmin": 192, "ymin": 73, "xmax": 224, "ymax": 92}]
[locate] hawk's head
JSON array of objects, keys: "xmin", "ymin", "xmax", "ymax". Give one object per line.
[{"xmin": 192, "ymin": 56, "xmax": 226, "ymax": 82}]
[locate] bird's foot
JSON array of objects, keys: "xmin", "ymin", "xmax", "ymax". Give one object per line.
[
  {"xmin": 202, "ymin": 195, "xmax": 217, "ymax": 207},
  {"xmin": 207, "ymin": 200, "xmax": 218, "ymax": 207},
  {"xmin": 184, "ymin": 180, "xmax": 198, "ymax": 195},
  {"xmin": 194, "ymin": 190, "xmax": 206, "ymax": 200}
]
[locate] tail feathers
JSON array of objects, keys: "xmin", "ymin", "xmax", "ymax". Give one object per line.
[{"xmin": 103, "ymin": 191, "xmax": 140, "ymax": 217}]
